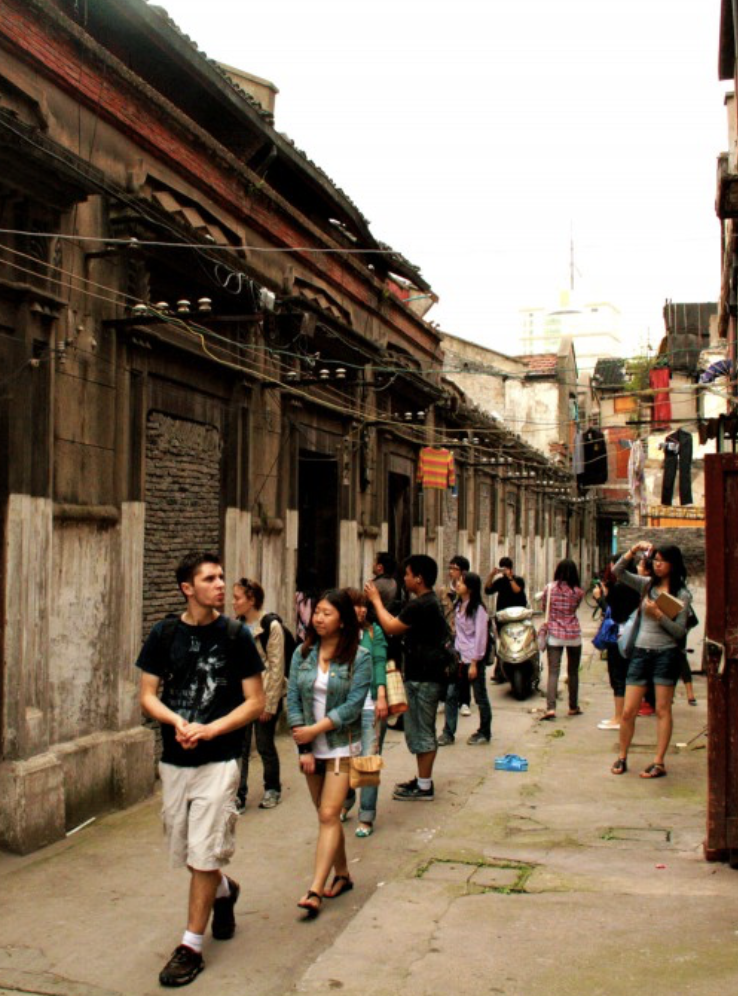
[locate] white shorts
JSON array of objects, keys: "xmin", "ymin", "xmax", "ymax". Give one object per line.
[{"xmin": 159, "ymin": 759, "xmax": 240, "ymax": 871}]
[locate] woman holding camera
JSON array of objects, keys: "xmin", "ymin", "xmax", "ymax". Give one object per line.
[
  {"xmin": 610, "ymin": 542, "xmax": 691, "ymax": 778},
  {"xmin": 287, "ymin": 589, "xmax": 371, "ymax": 917}
]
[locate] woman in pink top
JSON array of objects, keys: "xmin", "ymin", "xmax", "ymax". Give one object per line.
[{"xmin": 540, "ymin": 559, "xmax": 585, "ymax": 721}]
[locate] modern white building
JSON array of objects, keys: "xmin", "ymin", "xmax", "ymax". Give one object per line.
[{"xmin": 520, "ymin": 290, "xmax": 622, "ymax": 373}]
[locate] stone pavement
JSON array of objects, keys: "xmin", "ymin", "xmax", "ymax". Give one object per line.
[{"xmin": 1, "ymin": 612, "xmax": 734, "ymax": 996}]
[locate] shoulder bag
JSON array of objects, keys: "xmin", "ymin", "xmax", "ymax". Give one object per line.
[
  {"xmin": 617, "ymin": 587, "xmax": 648, "ymax": 660},
  {"xmin": 537, "ymin": 584, "xmax": 552, "ymax": 653},
  {"xmin": 348, "ymin": 719, "xmax": 383, "ymax": 789},
  {"xmin": 385, "ymin": 660, "xmax": 408, "ymax": 715},
  {"xmin": 592, "ymin": 606, "xmax": 620, "ymax": 650}
]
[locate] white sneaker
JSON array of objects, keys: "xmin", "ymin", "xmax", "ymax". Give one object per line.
[
  {"xmin": 460, "ymin": 704, "xmax": 472, "ymax": 717},
  {"xmin": 597, "ymin": 720, "xmax": 620, "ymax": 730}
]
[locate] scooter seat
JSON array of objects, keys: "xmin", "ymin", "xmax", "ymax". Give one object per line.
[{"xmin": 495, "ymin": 606, "xmax": 533, "ymax": 624}]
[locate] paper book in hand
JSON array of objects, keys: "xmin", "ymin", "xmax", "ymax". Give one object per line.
[{"xmin": 655, "ymin": 591, "xmax": 684, "ymax": 620}]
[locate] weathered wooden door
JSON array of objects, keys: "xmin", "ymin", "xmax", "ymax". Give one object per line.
[{"xmin": 704, "ymin": 453, "xmax": 738, "ymax": 864}]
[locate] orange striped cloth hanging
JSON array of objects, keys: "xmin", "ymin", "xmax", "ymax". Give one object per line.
[{"xmin": 418, "ymin": 447, "xmax": 456, "ymax": 489}]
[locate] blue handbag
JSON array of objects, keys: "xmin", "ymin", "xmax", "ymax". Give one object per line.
[{"xmin": 592, "ymin": 607, "xmax": 619, "ymax": 650}]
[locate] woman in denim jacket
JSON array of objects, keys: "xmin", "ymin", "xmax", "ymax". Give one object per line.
[
  {"xmin": 287, "ymin": 588, "xmax": 372, "ymax": 917},
  {"xmin": 340, "ymin": 588, "xmax": 389, "ymax": 837}
]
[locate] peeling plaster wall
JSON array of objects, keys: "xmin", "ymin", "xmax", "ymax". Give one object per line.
[{"xmin": 49, "ymin": 522, "xmax": 115, "ymax": 745}]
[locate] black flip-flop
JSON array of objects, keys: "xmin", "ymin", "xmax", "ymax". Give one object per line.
[
  {"xmin": 640, "ymin": 763, "xmax": 667, "ymax": 779},
  {"xmin": 324, "ymin": 874, "xmax": 354, "ymax": 899},
  {"xmin": 297, "ymin": 891, "xmax": 322, "ymax": 918}
]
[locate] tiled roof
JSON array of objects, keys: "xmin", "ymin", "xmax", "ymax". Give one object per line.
[
  {"xmin": 517, "ymin": 354, "xmax": 558, "ymax": 376},
  {"xmin": 593, "ymin": 357, "xmax": 625, "ymax": 388},
  {"xmin": 148, "ymin": 2, "xmax": 426, "ymax": 285}
]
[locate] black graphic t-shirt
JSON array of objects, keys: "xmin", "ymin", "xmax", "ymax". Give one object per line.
[{"xmin": 136, "ymin": 615, "xmax": 264, "ymax": 767}]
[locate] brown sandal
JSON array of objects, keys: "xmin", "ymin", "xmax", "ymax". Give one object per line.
[
  {"xmin": 568, "ymin": 707, "xmax": 583, "ymax": 716},
  {"xmin": 539, "ymin": 711, "xmax": 556, "ymax": 722},
  {"xmin": 611, "ymin": 757, "xmax": 627, "ymax": 775}
]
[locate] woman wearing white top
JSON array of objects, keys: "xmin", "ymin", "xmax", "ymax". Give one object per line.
[{"xmin": 287, "ymin": 588, "xmax": 371, "ymax": 917}]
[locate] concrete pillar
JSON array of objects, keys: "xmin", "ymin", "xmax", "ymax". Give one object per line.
[
  {"xmin": 224, "ymin": 507, "xmax": 253, "ymax": 591},
  {"xmin": 113, "ymin": 501, "xmax": 145, "ymax": 731},
  {"xmin": 0, "ymin": 754, "xmax": 65, "ymax": 855},
  {"xmin": 1, "ymin": 495, "xmax": 53, "ymax": 760},
  {"xmin": 338, "ymin": 520, "xmax": 360, "ymax": 587}
]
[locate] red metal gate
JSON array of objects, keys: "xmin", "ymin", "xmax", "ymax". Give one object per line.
[{"xmin": 704, "ymin": 453, "xmax": 738, "ymax": 863}]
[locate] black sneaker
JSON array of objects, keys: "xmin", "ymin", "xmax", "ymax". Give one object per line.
[
  {"xmin": 467, "ymin": 731, "xmax": 491, "ymax": 745},
  {"xmin": 235, "ymin": 793, "xmax": 247, "ymax": 815},
  {"xmin": 211, "ymin": 877, "xmax": 240, "ymax": 940},
  {"xmin": 393, "ymin": 778, "xmax": 434, "ymax": 801},
  {"xmin": 159, "ymin": 945, "xmax": 204, "ymax": 987}
]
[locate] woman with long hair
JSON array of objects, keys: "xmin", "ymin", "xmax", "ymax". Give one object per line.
[
  {"xmin": 286, "ymin": 589, "xmax": 371, "ymax": 917},
  {"xmin": 438, "ymin": 572, "xmax": 492, "ymax": 745},
  {"xmin": 610, "ymin": 542, "xmax": 692, "ymax": 778},
  {"xmin": 540, "ymin": 559, "xmax": 585, "ymax": 722},
  {"xmin": 593, "ymin": 560, "xmax": 641, "ymax": 731},
  {"xmin": 340, "ymin": 588, "xmax": 389, "ymax": 837}
]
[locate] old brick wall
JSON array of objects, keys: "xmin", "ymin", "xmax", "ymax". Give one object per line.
[{"xmin": 142, "ymin": 412, "xmax": 222, "ymax": 634}]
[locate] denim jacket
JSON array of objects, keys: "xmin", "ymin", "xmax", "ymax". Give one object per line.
[{"xmin": 286, "ymin": 642, "xmax": 372, "ymax": 750}]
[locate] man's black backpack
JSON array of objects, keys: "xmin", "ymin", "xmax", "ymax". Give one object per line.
[{"xmin": 258, "ymin": 613, "xmax": 298, "ymax": 678}]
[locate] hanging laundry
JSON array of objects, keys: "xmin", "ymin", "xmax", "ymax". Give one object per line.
[
  {"xmin": 628, "ymin": 438, "xmax": 647, "ymax": 517},
  {"xmin": 659, "ymin": 428, "xmax": 693, "ymax": 506},
  {"xmin": 579, "ymin": 427, "xmax": 608, "ymax": 487},
  {"xmin": 418, "ymin": 446, "xmax": 456, "ymax": 489},
  {"xmin": 649, "ymin": 367, "xmax": 672, "ymax": 430},
  {"xmin": 699, "ymin": 359, "xmax": 733, "ymax": 384}
]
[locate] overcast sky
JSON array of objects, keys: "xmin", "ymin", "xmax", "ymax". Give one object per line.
[{"xmin": 155, "ymin": 0, "xmax": 729, "ymax": 355}]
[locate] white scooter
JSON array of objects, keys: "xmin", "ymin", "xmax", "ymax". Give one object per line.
[{"xmin": 494, "ymin": 606, "xmax": 541, "ymax": 700}]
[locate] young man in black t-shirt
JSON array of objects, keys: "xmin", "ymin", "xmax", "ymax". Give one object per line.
[
  {"xmin": 366, "ymin": 554, "xmax": 446, "ymax": 802},
  {"xmin": 137, "ymin": 552, "xmax": 264, "ymax": 988},
  {"xmin": 484, "ymin": 557, "xmax": 527, "ymax": 611},
  {"xmin": 484, "ymin": 557, "xmax": 527, "ymax": 682}
]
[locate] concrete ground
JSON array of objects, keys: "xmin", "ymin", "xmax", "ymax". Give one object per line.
[{"xmin": 1, "ymin": 613, "xmax": 734, "ymax": 996}]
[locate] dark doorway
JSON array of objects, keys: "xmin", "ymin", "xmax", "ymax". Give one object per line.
[
  {"xmin": 298, "ymin": 449, "xmax": 338, "ymax": 590},
  {"xmin": 388, "ymin": 471, "xmax": 412, "ymax": 567}
]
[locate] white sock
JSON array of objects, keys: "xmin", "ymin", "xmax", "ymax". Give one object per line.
[
  {"xmin": 417, "ymin": 777, "xmax": 432, "ymax": 791},
  {"xmin": 182, "ymin": 930, "xmax": 204, "ymax": 954},
  {"xmin": 215, "ymin": 875, "xmax": 230, "ymax": 899}
]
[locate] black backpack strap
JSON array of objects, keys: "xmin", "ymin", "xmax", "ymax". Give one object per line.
[
  {"xmin": 224, "ymin": 615, "xmax": 243, "ymax": 641},
  {"xmin": 257, "ymin": 613, "xmax": 279, "ymax": 652}
]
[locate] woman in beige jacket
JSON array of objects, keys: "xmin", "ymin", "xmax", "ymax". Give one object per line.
[{"xmin": 233, "ymin": 579, "xmax": 286, "ymax": 811}]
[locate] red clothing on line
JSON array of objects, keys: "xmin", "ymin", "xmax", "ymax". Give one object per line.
[{"xmin": 649, "ymin": 367, "xmax": 672, "ymax": 429}]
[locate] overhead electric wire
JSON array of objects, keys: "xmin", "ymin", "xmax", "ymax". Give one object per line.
[{"xmin": 1, "ymin": 243, "xmax": 730, "ymax": 456}]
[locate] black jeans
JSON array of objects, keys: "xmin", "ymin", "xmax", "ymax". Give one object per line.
[
  {"xmin": 661, "ymin": 430, "xmax": 693, "ymax": 505},
  {"xmin": 606, "ymin": 644, "xmax": 628, "ymax": 698},
  {"xmin": 238, "ymin": 709, "xmax": 281, "ymax": 797}
]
